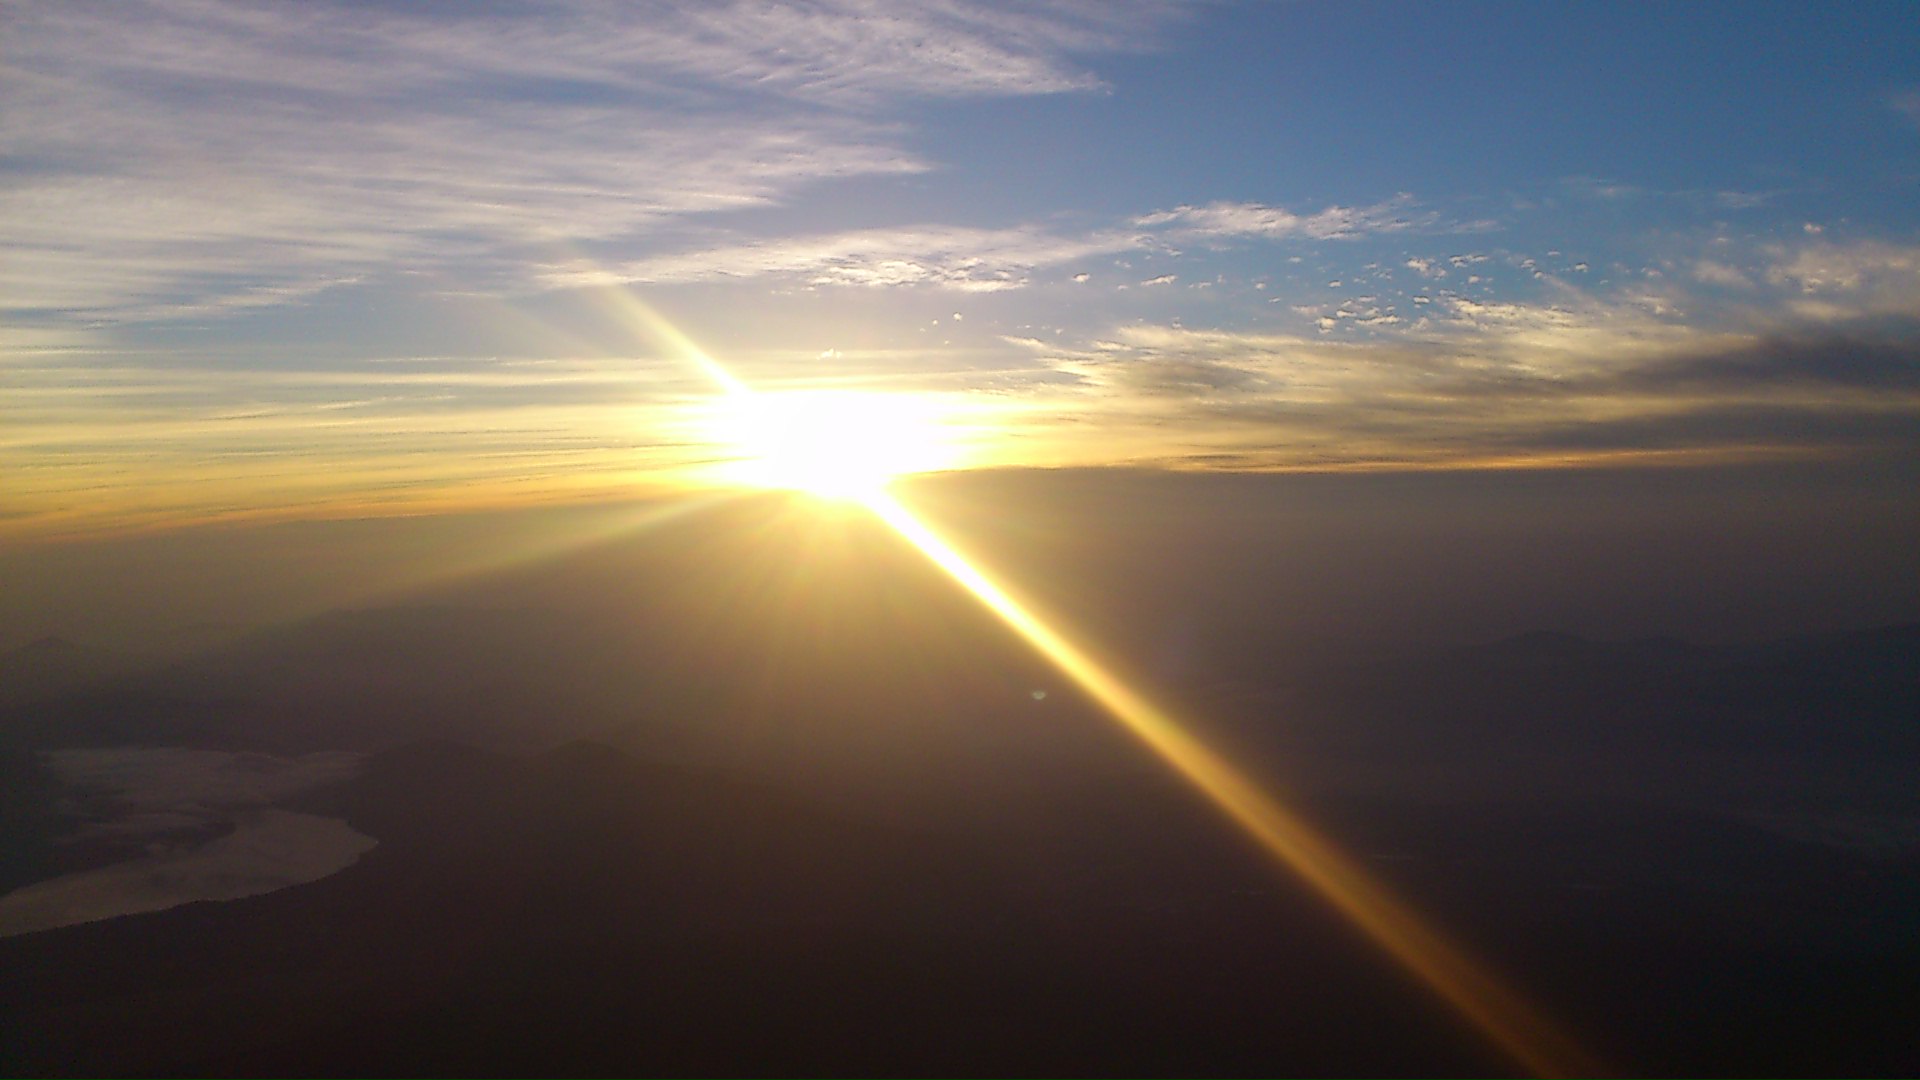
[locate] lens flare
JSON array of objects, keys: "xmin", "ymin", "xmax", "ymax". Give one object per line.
[
  {"xmin": 704, "ymin": 388, "xmax": 959, "ymax": 499},
  {"xmin": 863, "ymin": 489, "xmax": 1598, "ymax": 1078},
  {"xmin": 617, "ymin": 292, "xmax": 1602, "ymax": 1077}
]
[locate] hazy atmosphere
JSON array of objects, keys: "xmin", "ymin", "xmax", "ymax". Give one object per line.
[{"xmin": 4, "ymin": 3, "xmax": 1918, "ymax": 1076}]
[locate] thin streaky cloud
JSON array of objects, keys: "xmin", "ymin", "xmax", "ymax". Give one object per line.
[
  {"xmin": 553, "ymin": 195, "xmax": 1439, "ymax": 294},
  {"xmin": 1133, "ymin": 196, "xmax": 1436, "ymax": 240},
  {"xmin": 1, "ymin": 1, "xmax": 1174, "ymax": 323},
  {"xmin": 1022, "ymin": 247, "xmax": 1920, "ymax": 470},
  {"xmin": 540, "ymin": 224, "xmax": 1150, "ymax": 292}
]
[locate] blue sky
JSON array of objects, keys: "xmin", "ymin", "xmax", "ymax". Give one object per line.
[{"xmin": 5, "ymin": 1, "xmax": 1919, "ymax": 537}]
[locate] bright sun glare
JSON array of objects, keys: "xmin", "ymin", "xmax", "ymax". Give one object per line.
[
  {"xmin": 709, "ymin": 389, "xmax": 958, "ymax": 498},
  {"xmin": 625, "ymin": 292, "xmax": 1596, "ymax": 1077}
]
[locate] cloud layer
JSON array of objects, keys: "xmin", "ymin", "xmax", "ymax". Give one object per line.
[
  {"xmin": 1023, "ymin": 259, "xmax": 1920, "ymax": 471},
  {"xmin": 5, "ymin": 3, "xmax": 1918, "ymax": 538},
  {"xmin": 1, "ymin": 1, "xmax": 1171, "ymax": 321}
]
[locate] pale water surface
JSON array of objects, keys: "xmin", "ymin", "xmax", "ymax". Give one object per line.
[
  {"xmin": 0, "ymin": 808, "xmax": 375, "ymax": 937},
  {"xmin": 0, "ymin": 747, "xmax": 375, "ymax": 937}
]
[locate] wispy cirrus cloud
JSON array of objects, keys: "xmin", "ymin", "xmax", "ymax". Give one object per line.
[
  {"xmin": 548, "ymin": 194, "xmax": 1443, "ymax": 293},
  {"xmin": 1034, "ymin": 322, "xmax": 1920, "ymax": 469},
  {"xmin": 1133, "ymin": 195, "xmax": 1435, "ymax": 241},
  {"xmin": 539, "ymin": 222, "xmax": 1147, "ymax": 292},
  {"xmin": 1, "ymin": 1, "xmax": 1175, "ymax": 323},
  {"xmin": 1014, "ymin": 237, "xmax": 1920, "ymax": 470},
  {"xmin": 642, "ymin": 0, "xmax": 1164, "ymax": 104}
]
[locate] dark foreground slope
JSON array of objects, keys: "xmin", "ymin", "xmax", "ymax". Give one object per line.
[
  {"xmin": 1, "ymin": 485, "xmax": 1914, "ymax": 1075},
  {"xmin": 0, "ymin": 740, "xmax": 1503, "ymax": 1077},
  {"xmin": 4, "ymin": 735, "xmax": 1918, "ymax": 1077}
]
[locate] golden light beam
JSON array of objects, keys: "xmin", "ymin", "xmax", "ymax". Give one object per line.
[
  {"xmin": 618, "ymin": 291, "xmax": 1602, "ymax": 1077},
  {"xmin": 580, "ymin": 286, "xmax": 751, "ymax": 398},
  {"xmin": 864, "ymin": 490, "xmax": 1601, "ymax": 1077}
]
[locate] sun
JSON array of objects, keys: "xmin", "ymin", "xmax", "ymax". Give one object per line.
[{"xmin": 705, "ymin": 389, "xmax": 960, "ymax": 499}]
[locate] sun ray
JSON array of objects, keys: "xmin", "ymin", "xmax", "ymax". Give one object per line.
[
  {"xmin": 579, "ymin": 286, "xmax": 753, "ymax": 399},
  {"xmin": 863, "ymin": 488, "xmax": 1601, "ymax": 1078},
  {"xmin": 618, "ymin": 293, "xmax": 1602, "ymax": 1077}
]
